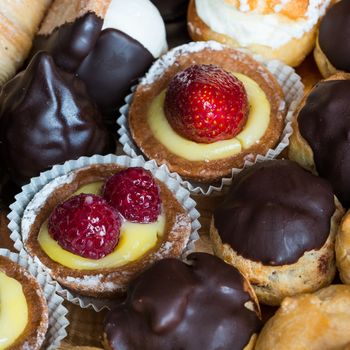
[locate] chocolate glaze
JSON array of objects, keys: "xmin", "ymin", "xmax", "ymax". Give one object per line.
[
  {"xmin": 32, "ymin": 13, "xmax": 103, "ymax": 72},
  {"xmin": 151, "ymin": 0, "xmax": 189, "ymax": 22},
  {"xmin": 299, "ymin": 79, "xmax": 350, "ymax": 207},
  {"xmin": 31, "ymin": 13, "xmax": 154, "ymax": 116},
  {"xmin": 214, "ymin": 160, "xmax": 335, "ymax": 265},
  {"xmin": 0, "ymin": 52, "xmax": 112, "ymax": 185},
  {"xmin": 104, "ymin": 253, "xmax": 261, "ymax": 350},
  {"xmin": 319, "ymin": 0, "xmax": 350, "ymax": 72}
]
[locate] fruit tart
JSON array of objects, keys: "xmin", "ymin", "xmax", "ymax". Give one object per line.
[
  {"xmin": 18, "ymin": 156, "xmax": 197, "ymax": 298},
  {"xmin": 126, "ymin": 42, "xmax": 288, "ymax": 183}
]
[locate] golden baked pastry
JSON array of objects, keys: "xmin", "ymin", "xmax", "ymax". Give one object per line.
[
  {"xmin": 0, "ymin": 0, "xmax": 51, "ymax": 85},
  {"xmin": 335, "ymin": 210, "xmax": 350, "ymax": 285},
  {"xmin": 21, "ymin": 163, "xmax": 192, "ymax": 298},
  {"xmin": 210, "ymin": 159, "xmax": 344, "ymax": 306},
  {"xmin": 0, "ymin": 255, "xmax": 48, "ymax": 349},
  {"xmin": 255, "ymin": 285, "xmax": 350, "ymax": 350},
  {"xmin": 187, "ymin": 0, "xmax": 333, "ymax": 67},
  {"xmin": 129, "ymin": 43, "xmax": 285, "ymax": 183}
]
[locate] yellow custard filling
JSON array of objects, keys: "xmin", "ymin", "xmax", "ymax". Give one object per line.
[
  {"xmin": 0, "ymin": 271, "xmax": 28, "ymax": 350},
  {"xmin": 38, "ymin": 182, "xmax": 165, "ymax": 270},
  {"xmin": 147, "ymin": 73, "xmax": 271, "ymax": 161}
]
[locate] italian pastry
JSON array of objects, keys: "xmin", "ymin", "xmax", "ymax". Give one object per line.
[
  {"xmin": 103, "ymin": 253, "xmax": 261, "ymax": 350},
  {"xmin": 314, "ymin": 0, "xmax": 350, "ymax": 78},
  {"xmin": 335, "ymin": 210, "xmax": 350, "ymax": 285},
  {"xmin": 187, "ymin": 0, "xmax": 333, "ymax": 67},
  {"xmin": 32, "ymin": 0, "xmax": 167, "ymax": 115},
  {"xmin": 0, "ymin": 255, "xmax": 48, "ymax": 349},
  {"xmin": 21, "ymin": 163, "xmax": 192, "ymax": 297},
  {"xmin": 0, "ymin": 52, "xmax": 112, "ymax": 186},
  {"xmin": 289, "ymin": 73, "xmax": 350, "ymax": 207},
  {"xmin": 210, "ymin": 160, "xmax": 344, "ymax": 306},
  {"xmin": 255, "ymin": 285, "xmax": 350, "ymax": 350},
  {"xmin": 0, "ymin": 0, "xmax": 51, "ymax": 85},
  {"xmin": 128, "ymin": 43, "xmax": 286, "ymax": 182}
]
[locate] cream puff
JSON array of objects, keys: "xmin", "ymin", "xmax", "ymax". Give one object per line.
[
  {"xmin": 210, "ymin": 159, "xmax": 344, "ymax": 306},
  {"xmin": 188, "ymin": 0, "xmax": 333, "ymax": 67},
  {"xmin": 335, "ymin": 210, "xmax": 350, "ymax": 285}
]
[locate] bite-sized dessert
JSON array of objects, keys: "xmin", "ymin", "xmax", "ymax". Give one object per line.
[
  {"xmin": 0, "ymin": 255, "xmax": 48, "ymax": 349},
  {"xmin": 289, "ymin": 73, "xmax": 350, "ymax": 208},
  {"xmin": 128, "ymin": 43, "xmax": 286, "ymax": 183},
  {"xmin": 314, "ymin": 0, "xmax": 350, "ymax": 77},
  {"xmin": 210, "ymin": 160, "xmax": 344, "ymax": 306},
  {"xmin": 0, "ymin": 52, "xmax": 112, "ymax": 186},
  {"xmin": 188, "ymin": 0, "xmax": 333, "ymax": 67},
  {"xmin": 21, "ymin": 162, "xmax": 193, "ymax": 297},
  {"xmin": 335, "ymin": 210, "xmax": 350, "ymax": 285},
  {"xmin": 31, "ymin": 0, "xmax": 167, "ymax": 116},
  {"xmin": 0, "ymin": 0, "xmax": 51, "ymax": 85},
  {"xmin": 103, "ymin": 253, "xmax": 261, "ymax": 350},
  {"xmin": 255, "ymin": 285, "xmax": 350, "ymax": 350}
]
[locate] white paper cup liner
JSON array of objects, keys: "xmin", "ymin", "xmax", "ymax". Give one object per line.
[
  {"xmin": 117, "ymin": 40, "xmax": 304, "ymax": 195},
  {"xmin": 7, "ymin": 154, "xmax": 201, "ymax": 311},
  {"xmin": 0, "ymin": 248, "xmax": 69, "ymax": 349}
]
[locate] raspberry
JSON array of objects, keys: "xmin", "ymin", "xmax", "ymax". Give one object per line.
[
  {"xmin": 102, "ymin": 167, "xmax": 161, "ymax": 223},
  {"xmin": 48, "ymin": 194, "xmax": 121, "ymax": 259}
]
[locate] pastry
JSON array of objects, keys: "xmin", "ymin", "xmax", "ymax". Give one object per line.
[
  {"xmin": 210, "ymin": 160, "xmax": 344, "ymax": 305},
  {"xmin": 335, "ymin": 210, "xmax": 350, "ymax": 285},
  {"xmin": 21, "ymin": 163, "xmax": 193, "ymax": 297},
  {"xmin": 0, "ymin": 0, "xmax": 51, "ymax": 85},
  {"xmin": 187, "ymin": 0, "xmax": 333, "ymax": 67},
  {"xmin": 314, "ymin": 0, "xmax": 350, "ymax": 78},
  {"xmin": 0, "ymin": 255, "xmax": 48, "ymax": 349},
  {"xmin": 128, "ymin": 42, "xmax": 286, "ymax": 183},
  {"xmin": 255, "ymin": 285, "xmax": 350, "ymax": 350},
  {"xmin": 289, "ymin": 72, "xmax": 350, "ymax": 207},
  {"xmin": 0, "ymin": 52, "xmax": 112, "ymax": 186},
  {"xmin": 31, "ymin": 0, "xmax": 167, "ymax": 116},
  {"xmin": 103, "ymin": 252, "xmax": 261, "ymax": 350}
]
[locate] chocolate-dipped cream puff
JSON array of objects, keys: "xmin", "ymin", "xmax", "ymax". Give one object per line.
[{"xmin": 210, "ymin": 160, "xmax": 344, "ymax": 306}]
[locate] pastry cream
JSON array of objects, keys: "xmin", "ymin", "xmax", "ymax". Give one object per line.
[
  {"xmin": 38, "ymin": 182, "xmax": 165, "ymax": 270},
  {"xmin": 147, "ymin": 73, "xmax": 270, "ymax": 161},
  {"xmin": 0, "ymin": 271, "xmax": 28, "ymax": 349}
]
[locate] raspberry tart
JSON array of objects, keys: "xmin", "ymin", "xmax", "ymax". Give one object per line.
[
  {"xmin": 125, "ymin": 42, "xmax": 289, "ymax": 183},
  {"xmin": 16, "ymin": 156, "xmax": 198, "ymax": 299}
]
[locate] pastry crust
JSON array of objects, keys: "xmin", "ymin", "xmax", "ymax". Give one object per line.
[
  {"xmin": 187, "ymin": 0, "xmax": 325, "ymax": 67},
  {"xmin": 129, "ymin": 47, "xmax": 285, "ymax": 183},
  {"xmin": 0, "ymin": 255, "xmax": 48, "ymax": 350},
  {"xmin": 336, "ymin": 210, "xmax": 350, "ymax": 284},
  {"xmin": 0, "ymin": 0, "xmax": 51, "ymax": 85},
  {"xmin": 255, "ymin": 285, "xmax": 350, "ymax": 350},
  {"xmin": 288, "ymin": 72, "xmax": 350, "ymax": 172},
  {"xmin": 210, "ymin": 199, "xmax": 344, "ymax": 305},
  {"xmin": 314, "ymin": 36, "xmax": 340, "ymax": 78},
  {"xmin": 22, "ymin": 164, "xmax": 192, "ymax": 298}
]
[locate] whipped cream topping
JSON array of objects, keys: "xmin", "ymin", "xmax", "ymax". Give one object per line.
[
  {"xmin": 103, "ymin": 0, "xmax": 168, "ymax": 58},
  {"xmin": 195, "ymin": 0, "xmax": 331, "ymax": 49}
]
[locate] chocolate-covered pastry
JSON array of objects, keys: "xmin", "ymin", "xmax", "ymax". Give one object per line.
[
  {"xmin": 0, "ymin": 52, "xmax": 112, "ymax": 185},
  {"xmin": 151, "ymin": 0, "xmax": 189, "ymax": 22},
  {"xmin": 103, "ymin": 253, "xmax": 261, "ymax": 350},
  {"xmin": 210, "ymin": 160, "xmax": 344, "ymax": 305}
]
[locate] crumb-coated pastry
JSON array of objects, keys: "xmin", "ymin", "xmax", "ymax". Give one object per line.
[
  {"xmin": 210, "ymin": 160, "xmax": 344, "ymax": 306},
  {"xmin": 289, "ymin": 72, "xmax": 350, "ymax": 208},
  {"xmin": 188, "ymin": 0, "xmax": 333, "ymax": 67},
  {"xmin": 103, "ymin": 253, "xmax": 261, "ymax": 350},
  {"xmin": 21, "ymin": 163, "xmax": 192, "ymax": 297},
  {"xmin": 314, "ymin": 0, "xmax": 350, "ymax": 78},
  {"xmin": 0, "ymin": 52, "xmax": 112, "ymax": 186},
  {"xmin": 0, "ymin": 255, "xmax": 48, "ymax": 349},
  {"xmin": 0, "ymin": 0, "xmax": 51, "ymax": 85},
  {"xmin": 255, "ymin": 285, "xmax": 350, "ymax": 350},
  {"xmin": 31, "ymin": 0, "xmax": 167, "ymax": 115},
  {"xmin": 129, "ymin": 42, "xmax": 286, "ymax": 183},
  {"xmin": 335, "ymin": 210, "xmax": 350, "ymax": 285}
]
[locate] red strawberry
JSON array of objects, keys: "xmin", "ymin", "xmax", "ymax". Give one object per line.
[
  {"xmin": 102, "ymin": 167, "xmax": 161, "ymax": 223},
  {"xmin": 48, "ymin": 194, "xmax": 121, "ymax": 259},
  {"xmin": 164, "ymin": 64, "xmax": 249, "ymax": 143}
]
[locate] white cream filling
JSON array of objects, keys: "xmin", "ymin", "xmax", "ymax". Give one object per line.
[
  {"xmin": 102, "ymin": 0, "xmax": 168, "ymax": 58},
  {"xmin": 195, "ymin": 0, "xmax": 330, "ymax": 49}
]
